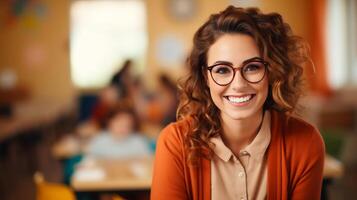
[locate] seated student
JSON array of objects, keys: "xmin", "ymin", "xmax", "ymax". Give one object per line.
[
  {"xmin": 110, "ymin": 59, "xmax": 134, "ymax": 99},
  {"xmin": 76, "ymin": 85, "xmax": 120, "ymax": 139},
  {"xmin": 85, "ymin": 104, "xmax": 152, "ymax": 159}
]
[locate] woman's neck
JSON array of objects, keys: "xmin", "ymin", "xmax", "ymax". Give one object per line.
[{"xmin": 220, "ymin": 110, "xmax": 264, "ymax": 154}]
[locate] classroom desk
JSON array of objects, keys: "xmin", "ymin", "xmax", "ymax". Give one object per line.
[
  {"xmin": 323, "ymin": 154, "xmax": 344, "ymax": 179},
  {"xmin": 71, "ymin": 153, "xmax": 343, "ymax": 192},
  {"xmin": 71, "ymin": 157, "xmax": 153, "ymax": 191},
  {"xmin": 322, "ymin": 154, "xmax": 344, "ymax": 200}
]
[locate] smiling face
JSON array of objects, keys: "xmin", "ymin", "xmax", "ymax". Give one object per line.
[{"xmin": 206, "ymin": 34, "xmax": 269, "ymax": 121}]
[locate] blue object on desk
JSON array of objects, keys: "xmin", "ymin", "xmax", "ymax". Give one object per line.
[{"xmin": 63, "ymin": 154, "xmax": 83, "ymax": 185}]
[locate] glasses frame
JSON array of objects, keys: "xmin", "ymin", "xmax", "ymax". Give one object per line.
[{"xmin": 206, "ymin": 57, "xmax": 269, "ymax": 86}]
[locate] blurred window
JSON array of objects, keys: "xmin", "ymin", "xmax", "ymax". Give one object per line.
[
  {"xmin": 326, "ymin": 0, "xmax": 357, "ymax": 88},
  {"xmin": 70, "ymin": 0, "xmax": 147, "ymax": 89}
]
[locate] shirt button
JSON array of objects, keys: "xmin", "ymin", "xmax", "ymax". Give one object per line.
[
  {"xmin": 241, "ymin": 151, "xmax": 248, "ymax": 155},
  {"xmin": 238, "ymin": 172, "xmax": 244, "ymax": 177}
]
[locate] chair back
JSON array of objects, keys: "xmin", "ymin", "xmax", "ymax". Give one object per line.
[{"xmin": 34, "ymin": 172, "xmax": 76, "ymax": 200}]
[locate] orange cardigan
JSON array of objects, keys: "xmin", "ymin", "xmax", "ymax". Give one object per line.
[{"xmin": 151, "ymin": 110, "xmax": 325, "ymax": 200}]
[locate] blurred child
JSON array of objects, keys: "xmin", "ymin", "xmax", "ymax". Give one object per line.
[
  {"xmin": 76, "ymin": 85, "xmax": 120, "ymax": 139},
  {"xmin": 85, "ymin": 104, "xmax": 151, "ymax": 159},
  {"xmin": 91, "ymin": 85, "xmax": 120, "ymax": 127}
]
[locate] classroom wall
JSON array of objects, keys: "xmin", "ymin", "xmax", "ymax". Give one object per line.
[
  {"xmin": 0, "ymin": 0, "xmax": 313, "ymax": 104},
  {"xmin": 0, "ymin": 0, "xmax": 75, "ymax": 104},
  {"xmin": 146, "ymin": 0, "xmax": 229, "ymax": 83},
  {"xmin": 260, "ymin": 0, "xmax": 312, "ymax": 40}
]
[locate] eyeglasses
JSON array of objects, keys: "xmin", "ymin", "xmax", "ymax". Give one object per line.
[{"xmin": 206, "ymin": 57, "xmax": 268, "ymax": 86}]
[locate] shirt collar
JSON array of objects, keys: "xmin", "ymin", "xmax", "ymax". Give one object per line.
[
  {"xmin": 243, "ymin": 110, "xmax": 271, "ymax": 161},
  {"xmin": 210, "ymin": 135, "xmax": 232, "ymax": 162},
  {"xmin": 210, "ymin": 110, "xmax": 271, "ymax": 162}
]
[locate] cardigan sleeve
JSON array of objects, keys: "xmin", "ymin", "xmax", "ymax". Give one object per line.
[
  {"xmin": 290, "ymin": 127, "xmax": 325, "ymax": 200},
  {"xmin": 151, "ymin": 123, "xmax": 189, "ymax": 200}
]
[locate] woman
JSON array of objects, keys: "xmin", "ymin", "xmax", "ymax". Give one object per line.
[{"xmin": 151, "ymin": 6, "xmax": 325, "ymax": 200}]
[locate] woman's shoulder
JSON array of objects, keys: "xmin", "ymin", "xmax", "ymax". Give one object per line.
[
  {"xmin": 154, "ymin": 117, "xmax": 194, "ymax": 162},
  {"xmin": 272, "ymin": 111, "xmax": 320, "ymax": 139},
  {"xmin": 273, "ymin": 111, "xmax": 325, "ymax": 155},
  {"xmin": 157, "ymin": 116, "xmax": 194, "ymax": 147},
  {"xmin": 160, "ymin": 116, "xmax": 193, "ymax": 136},
  {"xmin": 284, "ymin": 114, "xmax": 321, "ymax": 141}
]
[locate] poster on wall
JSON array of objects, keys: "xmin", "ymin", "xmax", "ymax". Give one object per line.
[{"xmin": 155, "ymin": 34, "xmax": 185, "ymax": 68}]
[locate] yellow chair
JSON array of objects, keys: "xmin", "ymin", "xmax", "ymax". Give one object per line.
[
  {"xmin": 34, "ymin": 172, "xmax": 76, "ymax": 200},
  {"xmin": 112, "ymin": 194, "xmax": 126, "ymax": 200}
]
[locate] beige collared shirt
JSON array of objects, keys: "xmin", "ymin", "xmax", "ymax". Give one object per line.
[{"xmin": 211, "ymin": 111, "xmax": 271, "ymax": 200}]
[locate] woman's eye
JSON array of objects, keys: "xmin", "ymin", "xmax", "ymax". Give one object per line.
[
  {"xmin": 212, "ymin": 66, "xmax": 231, "ymax": 74},
  {"xmin": 244, "ymin": 63, "xmax": 263, "ymax": 72}
]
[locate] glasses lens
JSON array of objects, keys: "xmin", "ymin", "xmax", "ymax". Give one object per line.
[
  {"xmin": 211, "ymin": 65, "xmax": 234, "ymax": 85},
  {"xmin": 242, "ymin": 61, "xmax": 266, "ymax": 83}
]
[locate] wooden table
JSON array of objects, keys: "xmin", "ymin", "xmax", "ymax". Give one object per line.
[
  {"xmin": 71, "ymin": 157, "xmax": 153, "ymax": 191},
  {"xmin": 323, "ymin": 154, "xmax": 344, "ymax": 179},
  {"xmin": 322, "ymin": 154, "xmax": 344, "ymax": 200}
]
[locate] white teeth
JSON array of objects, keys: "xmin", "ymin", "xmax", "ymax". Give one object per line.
[{"xmin": 227, "ymin": 95, "xmax": 252, "ymax": 103}]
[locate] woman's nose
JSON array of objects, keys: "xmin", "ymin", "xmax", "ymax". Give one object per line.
[{"xmin": 230, "ymin": 71, "xmax": 249, "ymax": 89}]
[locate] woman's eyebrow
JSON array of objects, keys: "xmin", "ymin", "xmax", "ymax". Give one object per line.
[
  {"xmin": 242, "ymin": 56, "xmax": 263, "ymax": 63},
  {"xmin": 210, "ymin": 56, "xmax": 263, "ymax": 66},
  {"xmin": 211, "ymin": 60, "xmax": 233, "ymax": 66}
]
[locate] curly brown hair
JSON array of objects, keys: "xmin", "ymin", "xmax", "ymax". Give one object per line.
[{"xmin": 177, "ymin": 6, "xmax": 310, "ymax": 165}]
